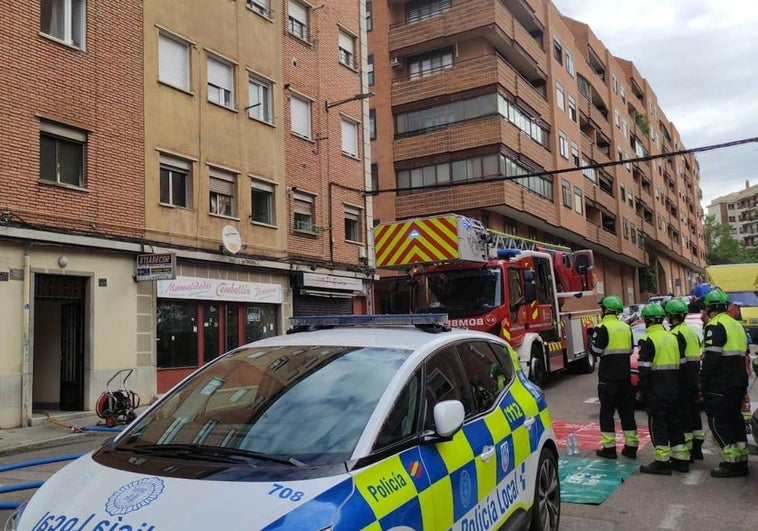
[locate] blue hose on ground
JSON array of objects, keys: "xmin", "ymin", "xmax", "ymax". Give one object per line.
[
  {"xmin": 0, "ymin": 453, "xmax": 83, "ymax": 473},
  {"xmin": 80, "ymin": 425, "xmax": 122, "ymax": 432},
  {"xmin": 0, "ymin": 501, "xmax": 23, "ymax": 509},
  {"xmin": 0, "ymin": 481, "xmax": 44, "ymax": 494}
]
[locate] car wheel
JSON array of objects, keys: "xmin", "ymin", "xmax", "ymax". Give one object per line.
[{"xmin": 529, "ymin": 447, "xmax": 560, "ymax": 531}]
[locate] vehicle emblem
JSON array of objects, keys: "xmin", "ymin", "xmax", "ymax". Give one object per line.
[
  {"xmin": 407, "ymin": 460, "xmax": 423, "ymax": 478},
  {"xmin": 459, "ymin": 469, "xmax": 472, "ymax": 508},
  {"xmin": 485, "ymin": 314, "xmax": 497, "ymax": 326},
  {"xmin": 105, "ymin": 477, "xmax": 165, "ymax": 516},
  {"xmin": 500, "ymin": 441, "xmax": 510, "ymax": 473}
]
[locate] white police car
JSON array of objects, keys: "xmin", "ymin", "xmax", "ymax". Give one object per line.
[{"xmin": 6, "ymin": 315, "xmax": 560, "ymax": 531}]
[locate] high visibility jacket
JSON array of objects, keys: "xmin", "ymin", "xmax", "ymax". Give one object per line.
[
  {"xmin": 637, "ymin": 323, "xmax": 680, "ymax": 399},
  {"xmin": 671, "ymin": 322, "xmax": 700, "ymax": 391},
  {"xmin": 701, "ymin": 311, "xmax": 748, "ymax": 392},
  {"xmin": 590, "ymin": 314, "xmax": 633, "ymax": 382}
]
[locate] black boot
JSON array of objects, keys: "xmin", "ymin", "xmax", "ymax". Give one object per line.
[
  {"xmin": 670, "ymin": 458, "xmax": 689, "ymax": 473},
  {"xmin": 640, "ymin": 460, "xmax": 672, "ymax": 475},
  {"xmin": 690, "ymin": 439, "xmax": 704, "ymax": 461},
  {"xmin": 596, "ymin": 447, "xmax": 617, "ymax": 459},
  {"xmin": 711, "ymin": 461, "xmax": 749, "ymax": 478},
  {"xmin": 621, "ymin": 445, "xmax": 638, "ymax": 459}
]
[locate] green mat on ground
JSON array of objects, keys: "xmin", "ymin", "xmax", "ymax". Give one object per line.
[{"xmin": 559, "ymin": 457, "xmax": 639, "ymax": 504}]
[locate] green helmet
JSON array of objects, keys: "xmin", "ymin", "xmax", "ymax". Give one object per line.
[
  {"xmin": 601, "ymin": 295, "xmax": 624, "ymax": 313},
  {"xmin": 664, "ymin": 298, "xmax": 689, "ymax": 315},
  {"xmin": 641, "ymin": 302, "xmax": 666, "ymax": 320},
  {"xmin": 704, "ymin": 288, "xmax": 729, "ymax": 307}
]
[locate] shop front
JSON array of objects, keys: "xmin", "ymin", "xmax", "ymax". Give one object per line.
[
  {"xmin": 291, "ymin": 271, "xmax": 369, "ymax": 315},
  {"xmin": 155, "ymin": 275, "xmax": 284, "ymax": 392}
]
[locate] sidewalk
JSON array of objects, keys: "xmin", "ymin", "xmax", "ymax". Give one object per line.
[{"xmin": 0, "ymin": 411, "xmax": 121, "ymax": 456}]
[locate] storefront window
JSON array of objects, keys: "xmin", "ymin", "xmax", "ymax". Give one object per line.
[
  {"xmin": 157, "ymin": 301, "xmax": 198, "ymax": 368},
  {"xmin": 204, "ymin": 304, "xmax": 220, "ymax": 362},
  {"xmin": 244, "ymin": 304, "xmax": 277, "ymax": 343}
]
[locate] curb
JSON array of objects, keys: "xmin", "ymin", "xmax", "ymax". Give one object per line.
[{"xmin": 0, "ymin": 432, "xmax": 87, "ymax": 457}]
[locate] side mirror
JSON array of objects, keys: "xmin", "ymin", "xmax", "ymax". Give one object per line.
[
  {"xmin": 523, "ymin": 269, "xmax": 535, "ymax": 282},
  {"xmin": 433, "ymin": 400, "xmax": 465, "ymax": 438}
]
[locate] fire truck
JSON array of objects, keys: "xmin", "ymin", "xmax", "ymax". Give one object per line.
[{"xmin": 374, "ymin": 214, "xmax": 601, "ymax": 386}]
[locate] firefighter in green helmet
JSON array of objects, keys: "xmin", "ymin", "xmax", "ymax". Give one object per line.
[
  {"xmin": 701, "ymin": 288, "xmax": 750, "ymax": 477},
  {"xmin": 664, "ymin": 298, "xmax": 705, "ymax": 461},
  {"xmin": 637, "ymin": 302, "xmax": 690, "ymax": 474},
  {"xmin": 590, "ymin": 295, "xmax": 639, "ymax": 459}
]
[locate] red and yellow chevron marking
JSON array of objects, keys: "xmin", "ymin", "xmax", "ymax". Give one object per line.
[
  {"xmin": 546, "ymin": 341, "xmax": 563, "ymax": 352},
  {"xmin": 374, "ymin": 216, "xmax": 460, "ymax": 268},
  {"xmin": 529, "ymin": 301, "xmax": 539, "ymax": 320}
]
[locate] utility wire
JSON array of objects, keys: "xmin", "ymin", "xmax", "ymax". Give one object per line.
[{"xmin": 372, "ymin": 135, "xmax": 758, "ymax": 195}]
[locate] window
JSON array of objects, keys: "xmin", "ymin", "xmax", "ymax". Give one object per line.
[
  {"xmin": 251, "ymin": 180, "xmax": 274, "ymax": 225},
  {"xmin": 39, "ymin": 121, "xmax": 85, "ymax": 187},
  {"xmin": 369, "ymin": 109, "xmax": 376, "ymax": 140},
  {"xmin": 408, "ymin": 48, "xmax": 453, "ymax": 80},
  {"xmin": 570, "ymin": 141, "xmax": 579, "ymax": 167},
  {"xmin": 556, "ymin": 82, "xmax": 565, "ymax": 111},
  {"xmin": 574, "ymin": 186, "xmax": 583, "ymax": 214},
  {"xmin": 614, "ymin": 109, "xmax": 621, "ymax": 128},
  {"xmin": 558, "ymin": 130, "xmax": 568, "ymax": 159},
  {"xmin": 424, "ymin": 348, "xmax": 474, "ymax": 423},
  {"xmin": 371, "ymin": 163, "xmax": 379, "ymax": 192},
  {"xmin": 207, "ymin": 57, "xmax": 234, "ymax": 109},
  {"xmin": 567, "ymin": 94, "xmax": 577, "ymax": 122},
  {"xmin": 623, "ymin": 217, "xmax": 629, "ymax": 239},
  {"xmin": 159, "ymin": 154, "xmax": 190, "ymax": 207},
  {"xmin": 158, "ymin": 33, "xmax": 190, "ymax": 91},
  {"xmin": 248, "ymin": 75, "xmax": 272, "ymax": 123},
  {"xmin": 288, "ymin": 0, "xmax": 308, "ymax": 41},
  {"xmin": 620, "ymin": 84, "xmax": 626, "ymax": 103},
  {"xmin": 247, "ymin": 0, "xmax": 270, "ymax": 17},
  {"xmin": 459, "ymin": 342, "xmax": 510, "ymax": 414},
  {"xmin": 293, "ymin": 192, "xmax": 315, "ymax": 233},
  {"xmin": 344, "ymin": 205, "xmax": 361, "ymax": 242},
  {"xmin": 622, "ymin": 119, "xmax": 628, "ymax": 139},
  {"xmin": 612, "ymin": 74, "xmax": 618, "ymax": 94},
  {"xmin": 338, "ymin": 30, "xmax": 356, "ymax": 68},
  {"xmin": 290, "ymin": 95, "xmax": 312, "ymax": 139},
  {"xmin": 209, "ymin": 167, "xmax": 236, "ymax": 217},
  {"xmin": 367, "ymin": 55, "xmax": 374, "ymax": 86},
  {"xmin": 366, "ymin": 1, "xmax": 373, "ymax": 31},
  {"xmin": 565, "ymin": 49, "xmax": 574, "ymax": 76},
  {"xmin": 41, "ymin": 0, "xmax": 85, "ymax": 48},
  {"xmin": 341, "ymin": 117, "xmax": 359, "ymax": 157},
  {"xmin": 562, "ymin": 179, "xmax": 571, "ymax": 208},
  {"xmin": 552, "ymin": 34, "xmax": 563, "ymax": 64},
  {"xmin": 406, "ymin": 0, "xmax": 451, "ymax": 24}
]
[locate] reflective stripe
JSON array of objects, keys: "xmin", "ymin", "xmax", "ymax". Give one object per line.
[
  {"xmin": 604, "ymin": 349, "xmax": 631, "ymax": 355},
  {"xmin": 721, "ymin": 349, "xmax": 745, "ymax": 357},
  {"xmin": 707, "ymin": 346, "xmax": 723, "ymax": 353},
  {"xmin": 637, "ymin": 361, "xmax": 652, "ymax": 368},
  {"xmin": 651, "ymin": 364, "xmax": 679, "ymax": 370},
  {"xmin": 590, "ymin": 344, "xmax": 603, "ymax": 354}
]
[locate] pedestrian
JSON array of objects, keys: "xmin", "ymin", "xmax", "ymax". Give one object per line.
[
  {"xmin": 590, "ymin": 295, "xmax": 639, "ymax": 459},
  {"xmin": 637, "ymin": 302, "xmax": 689, "ymax": 474},
  {"xmin": 700, "ymin": 288, "xmax": 750, "ymax": 477},
  {"xmin": 664, "ymin": 298, "xmax": 704, "ymax": 461}
]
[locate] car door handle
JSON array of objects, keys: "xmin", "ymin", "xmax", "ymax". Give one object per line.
[
  {"xmin": 480, "ymin": 444, "xmax": 496, "ymax": 462},
  {"xmin": 523, "ymin": 416, "xmax": 536, "ymax": 429}
]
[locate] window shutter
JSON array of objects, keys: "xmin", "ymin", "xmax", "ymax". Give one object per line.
[
  {"xmin": 159, "ymin": 35, "xmax": 189, "ymax": 90},
  {"xmin": 208, "ymin": 58, "xmax": 232, "ymax": 91},
  {"xmin": 339, "ymin": 31, "xmax": 354, "ymax": 54},
  {"xmin": 341, "ymin": 119, "xmax": 357, "ymax": 156},
  {"xmin": 289, "ymin": 0, "xmax": 306, "ymax": 23},
  {"xmin": 209, "ymin": 169, "xmax": 235, "ymax": 194},
  {"xmin": 291, "ymin": 97, "xmax": 310, "ymax": 137}
]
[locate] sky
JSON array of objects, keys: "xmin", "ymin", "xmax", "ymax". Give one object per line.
[{"xmin": 552, "ymin": 0, "xmax": 758, "ymax": 211}]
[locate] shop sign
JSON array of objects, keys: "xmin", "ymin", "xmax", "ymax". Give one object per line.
[
  {"xmin": 301, "ymin": 272, "xmax": 364, "ymax": 292},
  {"xmin": 136, "ymin": 253, "xmax": 176, "ymax": 281},
  {"xmin": 157, "ymin": 276, "xmax": 282, "ymax": 303}
]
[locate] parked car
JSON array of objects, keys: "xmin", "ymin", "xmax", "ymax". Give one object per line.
[
  {"xmin": 629, "ymin": 315, "xmax": 704, "ymax": 405},
  {"xmin": 6, "ymin": 314, "xmax": 561, "ymax": 531}
]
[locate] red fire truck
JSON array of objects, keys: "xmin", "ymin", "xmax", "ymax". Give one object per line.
[{"xmin": 374, "ymin": 214, "xmax": 601, "ymax": 385}]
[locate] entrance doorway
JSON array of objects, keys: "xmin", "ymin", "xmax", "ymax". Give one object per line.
[{"xmin": 33, "ymin": 274, "xmax": 87, "ymax": 411}]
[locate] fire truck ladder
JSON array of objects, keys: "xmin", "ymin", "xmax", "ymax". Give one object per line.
[{"xmin": 488, "ymin": 231, "xmax": 571, "ymax": 253}]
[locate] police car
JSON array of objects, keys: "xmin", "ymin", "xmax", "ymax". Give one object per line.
[{"xmin": 6, "ymin": 315, "xmax": 560, "ymax": 531}]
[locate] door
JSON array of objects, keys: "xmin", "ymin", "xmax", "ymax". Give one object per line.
[{"xmin": 60, "ymin": 302, "xmax": 84, "ymax": 410}]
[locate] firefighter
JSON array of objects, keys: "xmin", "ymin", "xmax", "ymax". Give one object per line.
[
  {"xmin": 590, "ymin": 295, "xmax": 639, "ymax": 459},
  {"xmin": 700, "ymin": 288, "xmax": 750, "ymax": 477},
  {"xmin": 664, "ymin": 298, "xmax": 704, "ymax": 461},
  {"xmin": 638, "ymin": 302, "xmax": 690, "ymax": 475}
]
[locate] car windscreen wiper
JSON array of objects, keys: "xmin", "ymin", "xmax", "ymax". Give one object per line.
[{"xmin": 118, "ymin": 443, "xmax": 306, "ymax": 467}]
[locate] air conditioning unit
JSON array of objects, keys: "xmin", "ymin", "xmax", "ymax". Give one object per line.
[{"xmin": 390, "ymin": 56, "xmax": 402, "ymax": 69}]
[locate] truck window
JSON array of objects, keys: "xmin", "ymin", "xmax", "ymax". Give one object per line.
[
  {"xmin": 508, "ymin": 268, "xmax": 523, "ymax": 322},
  {"xmin": 534, "ymin": 256, "xmax": 554, "ymax": 304}
]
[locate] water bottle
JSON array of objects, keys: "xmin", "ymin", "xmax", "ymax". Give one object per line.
[
  {"xmin": 567, "ymin": 433, "xmax": 578, "ymax": 455},
  {"xmin": 571, "ymin": 433, "xmax": 579, "ymax": 455}
]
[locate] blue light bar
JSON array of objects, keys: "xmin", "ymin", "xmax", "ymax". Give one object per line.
[
  {"xmin": 290, "ymin": 314, "xmax": 448, "ymax": 327},
  {"xmin": 497, "ymin": 249, "xmax": 521, "ymax": 259}
]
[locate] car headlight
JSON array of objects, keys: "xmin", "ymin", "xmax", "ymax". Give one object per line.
[{"xmin": 4, "ymin": 501, "xmax": 27, "ymax": 531}]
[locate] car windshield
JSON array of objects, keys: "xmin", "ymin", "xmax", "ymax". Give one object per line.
[
  {"xmin": 412, "ymin": 267, "xmax": 502, "ymax": 318},
  {"xmin": 727, "ymin": 291, "xmax": 758, "ymax": 306},
  {"xmin": 118, "ymin": 344, "xmax": 413, "ymax": 465}
]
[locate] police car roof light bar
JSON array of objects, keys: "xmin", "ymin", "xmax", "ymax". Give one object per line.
[{"xmin": 289, "ymin": 314, "xmax": 448, "ymax": 328}]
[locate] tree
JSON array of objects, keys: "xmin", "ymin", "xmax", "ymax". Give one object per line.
[{"xmin": 704, "ymin": 214, "xmax": 758, "ymax": 264}]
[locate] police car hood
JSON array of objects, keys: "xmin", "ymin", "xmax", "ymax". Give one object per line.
[{"xmin": 18, "ymin": 453, "xmax": 353, "ymax": 530}]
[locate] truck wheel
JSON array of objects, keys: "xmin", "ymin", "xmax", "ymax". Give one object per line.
[
  {"xmin": 572, "ymin": 351, "xmax": 596, "ymax": 374},
  {"xmin": 529, "ymin": 347, "xmax": 547, "ymax": 387}
]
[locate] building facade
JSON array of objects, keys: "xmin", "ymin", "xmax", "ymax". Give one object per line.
[
  {"xmin": 369, "ymin": 0, "xmax": 706, "ymax": 307},
  {"xmin": 708, "ymin": 181, "xmax": 758, "ymax": 249}
]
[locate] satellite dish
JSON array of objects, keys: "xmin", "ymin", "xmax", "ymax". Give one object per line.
[{"xmin": 221, "ymin": 225, "xmax": 242, "ymax": 254}]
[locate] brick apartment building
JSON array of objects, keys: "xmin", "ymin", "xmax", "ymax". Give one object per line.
[
  {"xmin": 0, "ymin": 1, "xmax": 372, "ymax": 428},
  {"xmin": 708, "ymin": 181, "xmax": 758, "ymax": 250},
  {"xmin": 368, "ymin": 0, "xmax": 706, "ymax": 307}
]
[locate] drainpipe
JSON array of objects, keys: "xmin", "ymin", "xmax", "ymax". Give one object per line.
[{"xmin": 21, "ymin": 247, "xmax": 32, "ymax": 427}]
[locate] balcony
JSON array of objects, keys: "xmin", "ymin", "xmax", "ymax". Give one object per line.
[
  {"xmin": 389, "ymin": 0, "xmax": 546, "ymax": 82},
  {"xmin": 584, "ymin": 180, "xmax": 616, "ymax": 213}
]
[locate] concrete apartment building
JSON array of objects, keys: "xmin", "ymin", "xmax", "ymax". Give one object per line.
[
  {"xmin": 708, "ymin": 181, "xmax": 758, "ymax": 249},
  {"xmin": 368, "ymin": 0, "xmax": 705, "ymax": 307},
  {"xmin": 0, "ymin": 1, "xmax": 372, "ymax": 428}
]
